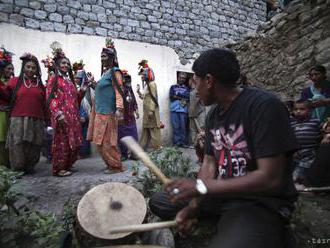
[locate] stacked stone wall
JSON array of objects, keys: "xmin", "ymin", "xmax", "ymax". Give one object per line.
[
  {"xmin": 0, "ymin": 0, "xmax": 266, "ymax": 62},
  {"xmin": 228, "ymin": 0, "xmax": 330, "ymax": 99}
]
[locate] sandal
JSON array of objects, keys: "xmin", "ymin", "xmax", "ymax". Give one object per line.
[{"xmin": 56, "ymin": 170, "xmax": 73, "ymax": 177}]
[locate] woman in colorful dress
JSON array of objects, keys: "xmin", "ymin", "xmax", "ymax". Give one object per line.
[
  {"xmin": 0, "ymin": 53, "xmax": 45, "ymax": 173},
  {"xmin": 73, "ymin": 60, "xmax": 93, "ymax": 158},
  {"xmin": 136, "ymin": 60, "xmax": 162, "ymax": 150},
  {"xmin": 87, "ymin": 38, "xmax": 125, "ymax": 174},
  {"xmin": 0, "ymin": 48, "xmax": 14, "ymax": 168},
  {"xmin": 46, "ymin": 47, "xmax": 85, "ymax": 177},
  {"xmin": 117, "ymin": 70, "xmax": 139, "ymax": 160}
]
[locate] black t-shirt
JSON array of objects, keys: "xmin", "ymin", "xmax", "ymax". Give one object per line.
[{"xmin": 204, "ymin": 87, "xmax": 298, "ymax": 213}]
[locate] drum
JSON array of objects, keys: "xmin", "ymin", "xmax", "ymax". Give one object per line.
[{"xmin": 77, "ymin": 182, "xmax": 147, "ymax": 240}]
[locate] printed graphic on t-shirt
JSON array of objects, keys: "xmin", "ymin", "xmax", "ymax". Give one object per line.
[{"xmin": 211, "ymin": 124, "xmax": 251, "ymax": 178}]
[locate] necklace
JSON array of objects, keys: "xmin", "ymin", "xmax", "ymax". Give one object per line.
[{"xmin": 23, "ymin": 76, "xmax": 39, "ymax": 88}]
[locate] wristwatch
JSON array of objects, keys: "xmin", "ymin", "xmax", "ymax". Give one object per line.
[{"xmin": 196, "ymin": 179, "xmax": 208, "ymax": 195}]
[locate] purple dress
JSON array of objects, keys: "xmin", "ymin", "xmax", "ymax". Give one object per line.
[{"xmin": 118, "ymin": 84, "xmax": 138, "ymax": 158}]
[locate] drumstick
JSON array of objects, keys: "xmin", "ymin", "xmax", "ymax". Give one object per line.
[
  {"xmin": 299, "ymin": 186, "xmax": 330, "ymax": 192},
  {"xmin": 120, "ymin": 136, "xmax": 171, "ymax": 185},
  {"xmin": 109, "ymin": 220, "xmax": 177, "ymax": 234},
  {"xmin": 193, "ymin": 118, "xmax": 202, "ymax": 133}
]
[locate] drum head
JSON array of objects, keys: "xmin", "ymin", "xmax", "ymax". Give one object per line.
[{"xmin": 77, "ymin": 182, "xmax": 147, "ymax": 240}]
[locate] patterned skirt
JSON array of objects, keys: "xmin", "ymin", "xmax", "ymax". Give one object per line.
[
  {"xmin": 7, "ymin": 117, "xmax": 44, "ymax": 147},
  {"xmin": 0, "ymin": 111, "xmax": 9, "ymax": 142},
  {"xmin": 87, "ymin": 109, "xmax": 118, "ymax": 147}
]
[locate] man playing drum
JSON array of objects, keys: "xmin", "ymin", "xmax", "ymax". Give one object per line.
[{"xmin": 149, "ymin": 48, "xmax": 298, "ymax": 248}]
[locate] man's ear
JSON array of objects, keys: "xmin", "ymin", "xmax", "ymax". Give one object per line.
[{"xmin": 205, "ymin": 73, "xmax": 215, "ymax": 89}]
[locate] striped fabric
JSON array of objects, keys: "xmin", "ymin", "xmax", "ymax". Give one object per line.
[{"xmin": 290, "ymin": 117, "xmax": 321, "ymax": 150}]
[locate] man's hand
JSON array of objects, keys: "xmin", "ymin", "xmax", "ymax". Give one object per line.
[
  {"xmin": 312, "ymin": 99, "xmax": 330, "ymax": 108},
  {"xmin": 165, "ymin": 178, "xmax": 199, "ymax": 202},
  {"xmin": 175, "ymin": 205, "xmax": 199, "ymax": 238},
  {"xmin": 321, "ymin": 133, "xmax": 330, "ymax": 144}
]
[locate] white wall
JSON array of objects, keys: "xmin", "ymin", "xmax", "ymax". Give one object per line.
[{"xmin": 0, "ymin": 23, "xmax": 193, "ymax": 145}]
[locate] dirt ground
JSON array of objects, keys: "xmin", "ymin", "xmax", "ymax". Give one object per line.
[{"xmin": 12, "ymin": 149, "xmax": 330, "ymax": 248}]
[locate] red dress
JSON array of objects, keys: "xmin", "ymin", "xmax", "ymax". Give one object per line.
[{"xmin": 46, "ymin": 75, "xmax": 83, "ymax": 174}]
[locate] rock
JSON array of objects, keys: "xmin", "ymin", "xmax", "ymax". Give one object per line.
[
  {"xmin": 97, "ymin": 13, "xmax": 107, "ymax": 22},
  {"xmin": 91, "ymin": 5, "xmax": 105, "ymax": 14},
  {"xmin": 57, "ymin": 5, "xmax": 70, "ymax": 15},
  {"xmin": 20, "ymin": 7, "xmax": 34, "ymax": 17},
  {"xmin": 40, "ymin": 21, "xmax": 54, "ymax": 31},
  {"xmin": 86, "ymin": 20, "xmax": 99, "ymax": 27},
  {"xmin": 83, "ymin": 26, "xmax": 94, "ymax": 34},
  {"xmin": 49, "ymin": 12, "xmax": 62, "ymax": 22},
  {"xmin": 63, "ymin": 15, "xmax": 74, "ymax": 24},
  {"xmin": 0, "ymin": 12, "xmax": 8, "ymax": 21},
  {"xmin": 9, "ymin": 13, "xmax": 24, "ymax": 25},
  {"xmin": 95, "ymin": 27, "xmax": 107, "ymax": 36},
  {"xmin": 0, "ymin": 3, "xmax": 13, "ymax": 13},
  {"xmin": 34, "ymin": 10, "xmax": 47, "ymax": 19},
  {"xmin": 67, "ymin": 0, "xmax": 82, "ymax": 9},
  {"xmin": 25, "ymin": 18, "xmax": 40, "ymax": 28},
  {"xmin": 15, "ymin": 0, "xmax": 28, "ymax": 7},
  {"xmin": 54, "ymin": 22, "xmax": 66, "ymax": 32},
  {"xmin": 315, "ymin": 48, "xmax": 330, "ymax": 64},
  {"xmin": 77, "ymin": 11, "xmax": 89, "ymax": 20},
  {"xmin": 83, "ymin": 4, "xmax": 91, "ymax": 12},
  {"xmin": 43, "ymin": 4, "xmax": 57, "ymax": 13},
  {"xmin": 68, "ymin": 24, "xmax": 82, "ymax": 33},
  {"xmin": 74, "ymin": 17, "xmax": 85, "ymax": 25},
  {"xmin": 127, "ymin": 19, "xmax": 139, "ymax": 27},
  {"xmin": 29, "ymin": 1, "xmax": 42, "ymax": 10},
  {"xmin": 103, "ymin": 1, "xmax": 116, "ymax": 8},
  {"xmin": 151, "ymin": 23, "xmax": 160, "ymax": 30},
  {"xmin": 148, "ymin": 15, "xmax": 157, "ymax": 23},
  {"xmin": 88, "ymin": 12, "xmax": 97, "ymax": 21},
  {"xmin": 131, "ymin": 7, "xmax": 141, "ymax": 13}
]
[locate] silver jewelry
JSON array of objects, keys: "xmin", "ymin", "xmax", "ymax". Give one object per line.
[
  {"xmin": 172, "ymin": 188, "xmax": 180, "ymax": 195},
  {"xmin": 23, "ymin": 76, "xmax": 39, "ymax": 88}
]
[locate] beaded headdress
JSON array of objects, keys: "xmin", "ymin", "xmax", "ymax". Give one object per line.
[
  {"xmin": 72, "ymin": 59, "xmax": 85, "ymax": 73},
  {"xmin": 42, "ymin": 41, "xmax": 66, "ymax": 73},
  {"xmin": 138, "ymin": 59, "xmax": 155, "ymax": 82},
  {"xmin": 0, "ymin": 47, "xmax": 14, "ymax": 68},
  {"xmin": 102, "ymin": 38, "xmax": 118, "ymax": 65}
]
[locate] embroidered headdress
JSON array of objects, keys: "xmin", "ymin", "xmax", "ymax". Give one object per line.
[
  {"xmin": 72, "ymin": 59, "xmax": 85, "ymax": 73},
  {"xmin": 0, "ymin": 47, "xmax": 14, "ymax": 68},
  {"xmin": 102, "ymin": 37, "xmax": 118, "ymax": 66},
  {"xmin": 42, "ymin": 41, "xmax": 66, "ymax": 73},
  {"xmin": 138, "ymin": 59, "xmax": 155, "ymax": 82}
]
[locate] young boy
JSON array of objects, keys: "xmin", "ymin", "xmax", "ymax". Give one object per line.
[{"xmin": 291, "ymin": 99, "xmax": 321, "ymax": 183}]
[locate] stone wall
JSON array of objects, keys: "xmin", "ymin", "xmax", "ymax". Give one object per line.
[
  {"xmin": 0, "ymin": 0, "xmax": 266, "ymax": 62},
  {"xmin": 228, "ymin": 0, "xmax": 330, "ymax": 99}
]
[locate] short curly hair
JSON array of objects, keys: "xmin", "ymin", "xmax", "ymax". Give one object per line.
[{"xmin": 192, "ymin": 48, "xmax": 240, "ymax": 87}]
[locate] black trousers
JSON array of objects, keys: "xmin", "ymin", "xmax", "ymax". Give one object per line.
[
  {"xmin": 305, "ymin": 144, "xmax": 330, "ymax": 187},
  {"xmin": 149, "ymin": 192, "xmax": 290, "ymax": 248}
]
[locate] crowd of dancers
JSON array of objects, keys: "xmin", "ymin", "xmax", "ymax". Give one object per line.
[{"xmin": 0, "ymin": 38, "xmax": 162, "ymax": 176}]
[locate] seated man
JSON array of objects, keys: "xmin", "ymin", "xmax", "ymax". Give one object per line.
[{"xmin": 149, "ymin": 48, "xmax": 298, "ymax": 248}]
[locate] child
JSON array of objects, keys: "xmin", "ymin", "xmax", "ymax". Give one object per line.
[{"xmin": 291, "ymin": 99, "xmax": 321, "ymax": 183}]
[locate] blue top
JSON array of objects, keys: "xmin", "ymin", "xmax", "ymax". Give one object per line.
[
  {"xmin": 169, "ymin": 84, "xmax": 190, "ymax": 113},
  {"xmin": 95, "ymin": 67, "xmax": 119, "ymax": 114},
  {"xmin": 301, "ymin": 80, "xmax": 330, "ymax": 122}
]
